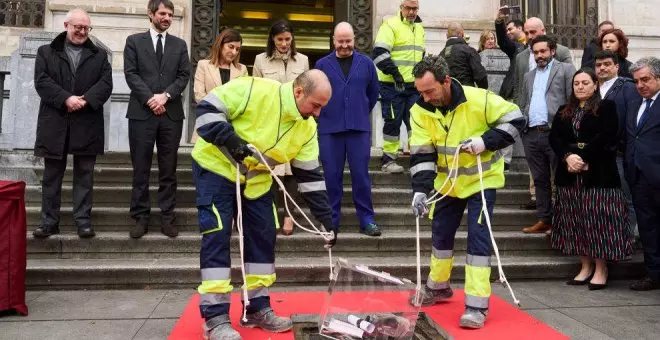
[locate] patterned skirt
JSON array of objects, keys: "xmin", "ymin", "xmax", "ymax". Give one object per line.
[{"xmin": 551, "ymin": 175, "xmax": 633, "ymax": 261}]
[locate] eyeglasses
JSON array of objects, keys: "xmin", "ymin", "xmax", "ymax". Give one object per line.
[
  {"xmin": 403, "ymin": 5, "xmax": 419, "ymax": 12},
  {"xmin": 69, "ymin": 24, "xmax": 93, "ymax": 33}
]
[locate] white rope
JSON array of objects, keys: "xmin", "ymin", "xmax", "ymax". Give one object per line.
[
  {"xmin": 414, "ymin": 145, "xmax": 520, "ymax": 307},
  {"xmin": 234, "ymin": 163, "xmax": 250, "ymax": 322},
  {"xmin": 476, "ymin": 154, "xmax": 520, "ymax": 307},
  {"xmin": 246, "ymin": 144, "xmax": 336, "ymax": 280}
]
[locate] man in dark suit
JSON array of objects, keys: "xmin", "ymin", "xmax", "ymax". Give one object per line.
[
  {"xmin": 123, "ymin": 0, "xmax": 191, "ymax": 238},
  {"xmin": 626, "ymin": 57, "xmax": 660, "ymax": 291},
  {"xmin": 519, "ymin": 35, "xmax": 575, "ymax": 234}
]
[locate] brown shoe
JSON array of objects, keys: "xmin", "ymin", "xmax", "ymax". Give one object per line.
[{"xmin": 523, "ymin": 221, "xmax": 551, "ymax": 233}]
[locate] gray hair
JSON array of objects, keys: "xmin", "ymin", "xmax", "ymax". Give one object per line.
[
  {"xmin": 630, "ymin": 57, "xmax": 660, "ymax": 78},
  {"xmin": 64, "ymin": 8, "xmax": 89, "ymax": 23},
  {"xmin": 413, "ymin": 55, "xmax": 451, "ymax": 83}
]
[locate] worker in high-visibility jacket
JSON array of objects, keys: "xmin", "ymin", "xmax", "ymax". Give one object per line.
[
  {"xmin": 409, "ymin": 56, "xmax": 524, "ymax": 329},
  {"xmin": 372, "ymin": 0, "xmax": 425, "ymax": 173},
  {"xmin": 192, "ymin": 70, "xmax": 336, "ymax": 340}
]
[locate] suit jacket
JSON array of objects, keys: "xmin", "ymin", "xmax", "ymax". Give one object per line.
[
  {"xmin": 315, "ymin": 51, "xmax": 379, "ymax": 134},
  {"xmin": 602, "ymin": 77, "xmax": 640, "ymax": 152},
  {"xmin": 193, "ymin": 59, "xmax": 247, "ymax": 102},
  {"xmin": 494, "ymin": 19, "xmax": 525, "ymax": 99},
  {"xmin": 514, "ymin": 43, "xmax": 572, "ymax": 106},
  {"xmin": 624, "ymin": 94, "xmax": 660, "ymax": 187},
  {"xmin": 520, "ymin": 60, "xmax": 576, "ymax": 129},
  {"xmin": 550, "ymin": 100, "xmax": 620, "ymax": 188},
  {"xmin": 123, "ymin": 31, "xmax": 191, "ymax": 121}
]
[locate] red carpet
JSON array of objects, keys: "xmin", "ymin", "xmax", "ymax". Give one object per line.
[{"xmin": 169, "ymin": 290, "xmax": 567, "ymax": 340}]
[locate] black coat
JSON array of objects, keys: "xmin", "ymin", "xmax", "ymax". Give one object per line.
[
  {"xmin": 34, "ymin": 32, "xmax": 113, "ymax": 159},
  {"xmin": 550, "ymin": 100, "xmax": 621, "ymax": 188},
  {"xmin": 580, "ymin": 39, "xmax": 599, "ymax": 69},
  {"xmin": 440, "ymin": 38, "xmax": 488, "ymax": 89},
  {"xmin": 495, "ymin": 19, "xmax": 525, "ymax": 99}
]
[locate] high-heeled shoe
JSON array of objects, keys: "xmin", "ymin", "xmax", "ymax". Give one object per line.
[
  {"xmin": 566, "ymin": 271, "xmax": 594, "ymax": 285},
  {"xmin": 588, "ymin": 282, "xmax": 607, "ymax": 290}
]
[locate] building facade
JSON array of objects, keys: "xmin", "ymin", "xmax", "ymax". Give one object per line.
[{"xmin": 1, "ymin": 0, "xmax": 659, "ymax": 153}]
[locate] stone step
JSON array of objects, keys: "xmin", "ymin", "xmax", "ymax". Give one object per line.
[
  {"xmin": 27, "ymin": 231, "xmax": 554, "ymax": 259},
  {"xmin": 27, "ymin": 166, "xmax": 532, "ymax": 189},
  {"xmin": 24, "ymin": 185, "xmax": 532, "ymax": 207},
  {"xmin": 26, "ymin": 206, "xmax": 538, "ymax": 231},
  {"xmin": 25, "ymin": 254, "xmax": 645, "ymax": 289}
]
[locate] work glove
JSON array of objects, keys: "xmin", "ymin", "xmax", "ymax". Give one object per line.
[
  {"xmin": 225, "ymin": 134, "xmax": 253, "ymax": 163},
  {"xmin": 320, "ymin": 219, "xmax": 338, "ymax": 249},
  {"xmin": 460, "ymin": 137, "xmax": 486, "ymax": 155},
  {"xmin": 393, "ymin": 73, "xmax": 406, "ymax": 93},
  {"xmin": 411, "ymin": 192, "xmax": 429, "ymax": 217}
]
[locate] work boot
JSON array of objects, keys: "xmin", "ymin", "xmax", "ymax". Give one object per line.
[
  {"xmin": 410, "ymin": 285, "xmax": 453, "ymax": 306},
  {"xmin": 161, "ymin": 218, "xmax": 179, "ymax": 238},
  {"xmin": 130, "ymin": 216, "xmax": 149, "ymax": 239},
  {"xmin": 361, "ymin": 223, "xmax": 382, "ymax": 237},
  {"xmin": 239, "ymin": 307, "xmax": 292, "ymax": 333},
  {"xmin": 203, "ymin": 314, "xmax": 241, "ymax": 340},
  {"xmin": 77, "ymin": 224, "xmax": 96, "ymax": 238},
  {"xmin": 382, "ymin": 160, "xmax": 404, "ymax": 174},
  {"xmin": 522, "ymin": 221, "xmax": 551, "ymax": 234},
  {"xmin": 459, "ymin": 307, "xmax": 488, "ymax": 329},
  {"xmin": 33, "ymin": 225, "xmax": 60, "ymax": 238}
]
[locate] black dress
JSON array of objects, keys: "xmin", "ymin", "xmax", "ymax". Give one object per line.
[{"xmin": 549, "ymin": 100, "xmax": 632, "ymax": 260}]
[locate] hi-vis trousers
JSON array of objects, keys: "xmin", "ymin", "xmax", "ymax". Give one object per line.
[
  {"xmin": 193, "ymin": 161, "xmax": 278, "ymax": 320},
  {"xmin": 427, "ymin": 189, "xmax": 496, "ymax": 310}
]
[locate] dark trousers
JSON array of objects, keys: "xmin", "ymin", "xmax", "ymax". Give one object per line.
[
  {"xmin": 41, "ymin": 155, "xmax": 96, "ymax": 228},
  {"xmin": 193, "ymin": 162, "xmax": 277, "ymax": 319},
  {"xmin": 631, "ymin": 170, "xmax": 660, "ymax": 280},
  {"xmin": 128, "ymin": 115, "xmax": 183, "ymax": 222},
  {"xmin": 522, "ymin": 129, "xmax": 556, "ymax": 224},
  {"xmin": 380, "ymin": 83, "xmax": 418, "ymax": 162},
  {"xmin": 319, "ymin": 131, "xmax": 374, "ymax": 230}
]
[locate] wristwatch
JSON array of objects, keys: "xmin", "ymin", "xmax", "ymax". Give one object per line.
[{"xmin": 165, "ymin": 92, "xmax": 171, "ymax": 100}]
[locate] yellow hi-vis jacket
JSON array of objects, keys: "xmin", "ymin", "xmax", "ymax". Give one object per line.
[
  {"xmin": 409, "ymin": 80, "xmax": 524, "ymax": 198},
  {"xmin": 192, "ymin": 77, "xmax": 328, "ymax": 206},
  {"xmin": 373, "ymin": 12, "xmax": 425, "ymax": 83}
]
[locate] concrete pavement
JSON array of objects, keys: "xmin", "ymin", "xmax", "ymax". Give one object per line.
[{"xmin": 1, "ymin": 280, "xmax": 660, "ymax": 340}]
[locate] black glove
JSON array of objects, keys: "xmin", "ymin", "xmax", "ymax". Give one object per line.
[
  {"xmin": 393, "ymin": 73, "xmax": 406, "ymax": 93},
  {"xmin": 321, "ymin": 219, "xmax": 338, "ymax": 248},
  {"xmin": 225, "ymin": 134, "xmax": 252, "ymax": 163}
]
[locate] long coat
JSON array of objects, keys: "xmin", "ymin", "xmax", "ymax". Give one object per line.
[
  {"xmin": 549, "ymin": 100, "xmax": 621, "ymax": 188},
  {"xmin": 34, "ymin": 32, "xmax": 113, "ymax": 159}
]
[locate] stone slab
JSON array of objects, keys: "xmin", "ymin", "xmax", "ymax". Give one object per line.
[
  {"xmin": 0, "ymin": 319, "xmax": 143, "ymax": 340},
  {"xmin": 525, "ymin": 309, "xmax": 615, "ymax": 340},
  {"xmin": 132, "ymin": 318, "xmax": 178, "ymax": 340},
  {"xmin": 557, "ymin": 306, "xmax": 660, "ymax": 340},
  {"xmin": 150, "ymin": 289, "xmax": 196, "ymax": 319}
]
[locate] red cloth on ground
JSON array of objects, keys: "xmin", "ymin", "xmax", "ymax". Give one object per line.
[{"xmin": 0, "ymin": 181, "xmax": 28, "ymax": 315}]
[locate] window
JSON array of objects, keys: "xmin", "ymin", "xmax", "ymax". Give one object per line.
[
  {"xmin": 0, "ymin": 0, "xmax": 45, "ymax": 28},
  {"xmin": 500, "ymin": 0, "xmax": 599, "ymax": 49}
]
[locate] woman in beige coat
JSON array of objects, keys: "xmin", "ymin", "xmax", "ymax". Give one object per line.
[
  {"xmin": 193, "ymin": 28, "xmax": 248, "ymax": 142},
  {"xmin": 253, "ymin": 20, "xmax": 309, "ymax": 235}
]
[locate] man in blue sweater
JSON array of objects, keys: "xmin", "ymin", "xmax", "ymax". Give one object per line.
[{"xmin": 315, "ymin": 22, "xmax": 382, "ymax": 236}]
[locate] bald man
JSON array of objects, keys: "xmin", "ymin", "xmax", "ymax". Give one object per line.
[
  {"xmin": 33, "ymin": 8, "xmax": 112, "ymax": 239},
  {"xmin": 315, "ymin": 22, "xmax": 382, "ymax": 237},
  {"xmin": 192, "ymin": 70, "xmax": 335, "ymax": 339},
  {"xmin": 440, "ymin": 22, "xmax": 488, "ymax": 88},
  {"xmin": 513, "ymin": 17, "xmax": 572, "ymax": 106}
]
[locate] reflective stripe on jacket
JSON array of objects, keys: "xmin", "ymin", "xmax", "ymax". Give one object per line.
[{"xmin": 374, "ymin": 12, "xmax": 425, "ymax": 83}]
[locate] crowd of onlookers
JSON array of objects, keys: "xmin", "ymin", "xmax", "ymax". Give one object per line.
[{"xmin": 29, "ymin": 0, "xmax": 660, "ymax": 292}]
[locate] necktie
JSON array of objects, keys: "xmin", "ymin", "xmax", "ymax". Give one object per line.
[
  {"xmin": 156, "ymin": 34, "xmax": 163, "ymax": 67},
  {"xmin": 637, "ymin": 98, "xmax": 653, "ymax": 128}
]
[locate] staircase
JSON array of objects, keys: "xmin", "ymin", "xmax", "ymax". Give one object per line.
[{"xmin": 15, "ymin": 150, "xmax": 644, "ymax": 289}]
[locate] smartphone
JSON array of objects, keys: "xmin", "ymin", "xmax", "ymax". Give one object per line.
[{"xmin": 502, "ymin": 5, "xmax": 522, "ymax": 15}]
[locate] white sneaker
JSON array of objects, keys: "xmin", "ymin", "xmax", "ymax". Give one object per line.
[{"xmin": 382, "ymin": 161, "xmax": 404, "ymax": 173}]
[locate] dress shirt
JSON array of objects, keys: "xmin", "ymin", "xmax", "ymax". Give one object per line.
[
  {"xmin": 528, "ymin": 47, "xmax": 536, "ymax": 71},
  {"xmin": 149, "ymin": 28, "xmax": 167, "ymax": 52},
  {"xmin": 637, "ymin": 91, "xmax": 659, "ymax": 125},
  {"xmin": 528, "ymin": 59, "xmax": 554, "ymax": 127},
  {"xmin": 600, "ymin": 77, "xmax": 618, "ymax": 98}
]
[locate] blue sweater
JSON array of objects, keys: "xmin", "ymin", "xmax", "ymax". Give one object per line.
[{"xmin": 315, "ymin": 51, "xmax": 380, "ymax": 134}]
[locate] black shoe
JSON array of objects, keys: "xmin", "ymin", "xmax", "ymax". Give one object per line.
[
  {"xmin": 566, "ymin": 271, "xmax": 594, "ymax": 285},
  {"xmin": 33, "ymin": 225, "xmax": 60, "ymax": 238},
  {"xmin": 361, "ymin": 223, "xmax": 382, "ymax": 237},
  {"xmin": 161, "ymin": 219, "xmax": 179, "ymax": 238},
  {"xmin": 630, "ymin": 277, "xmax": 660, "ymax": 291},
  {"xmin": 588, "ymin": 282, "xmax": 608, "ymax": 290},
  {"xmin": 130, "ymin": 217, "xmax": 149, "ymax": 239},
  {"xmin": 520, "ymin": 200, "xmax": 537, "ymax": 210},
  {"xmin": 77, "ymin": 224, "xmax": 96, "ymax": 238}
]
